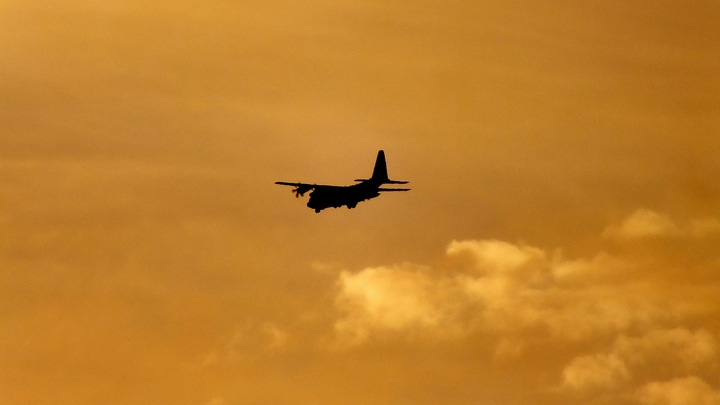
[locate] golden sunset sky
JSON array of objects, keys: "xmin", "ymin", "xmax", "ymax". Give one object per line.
[{"xmin": 2, "ymin": 0, "xmax": 720, "ymax": 404}]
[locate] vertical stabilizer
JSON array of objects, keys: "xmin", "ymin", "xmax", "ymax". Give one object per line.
[{"xmin": 371, "ymin": 150, "xmax": 389, "ymax": 182}]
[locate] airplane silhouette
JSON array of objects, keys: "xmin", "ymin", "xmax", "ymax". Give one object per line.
[{"xmin": 275, "ymin": 150, "xmax": 410, "ymax": 213}]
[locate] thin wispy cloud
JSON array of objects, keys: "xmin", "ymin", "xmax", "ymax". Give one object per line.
[
  {"xmin": 603, "ymin": 209, "xmax": 720, "ymax": 239},
  {"xmin": 636, "ymin": 377, "xmax": 720, "ymax": 405}
]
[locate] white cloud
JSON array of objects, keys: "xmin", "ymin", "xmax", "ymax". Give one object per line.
[
  {"xmin": 446, "ymin": 240, "xmax": 547, "ymax": 276},
  {"xmin": 636, "ymin": 377, "xmax": 720, "ymax": 405},
  {"xmin": 332, "ymin": 240, "xmax": 711, "ymax": 347},
  {"xmin": 334, "ymin": 265, "xmax": 462, "ymax": 345}
]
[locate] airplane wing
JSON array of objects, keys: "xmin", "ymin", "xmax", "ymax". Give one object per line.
[
  {"xmin": 275, "ymin": 182, "xmax": 314, "ymax": 187},
  {"xmin": 275, "ymin": 181, "xmax": 340, "ymax": 197},
  {"xmin": 275, "ymin": 181, "xmax": 316, "ymax": 197},
  {"xmin": 275, "ymin": 181, "xmax": 341, "ymax": 188}
]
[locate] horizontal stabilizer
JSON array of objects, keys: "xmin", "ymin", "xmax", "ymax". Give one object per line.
[{"xmin": 378, "ymin": 188, "xmax": 410, "ymax": 192}]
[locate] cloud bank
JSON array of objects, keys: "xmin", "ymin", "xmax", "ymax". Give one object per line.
[{"xmin": 332, "ymin": 210, "xmax": 720, "ymax": 403}]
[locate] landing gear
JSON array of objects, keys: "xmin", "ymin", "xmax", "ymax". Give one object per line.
[{"xmin": 315, "ymin": 209, "xmax": 321, "ymax": 213}]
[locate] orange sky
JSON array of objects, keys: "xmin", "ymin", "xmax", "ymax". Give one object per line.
[{"xmin": 1, "ymin": 1, "xmax": 719, "ymax": 404}]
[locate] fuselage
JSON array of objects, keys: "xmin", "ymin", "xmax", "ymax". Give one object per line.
[{"xmin": 306, "ymin": 180, "xmax": 382, "ymax": 212}]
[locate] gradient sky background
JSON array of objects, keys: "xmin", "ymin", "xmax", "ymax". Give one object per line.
[{"xmin": 2, "ymin": 1, "xmax": 720, "ymax": 404}]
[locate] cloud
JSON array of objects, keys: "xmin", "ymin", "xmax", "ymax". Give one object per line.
[
  {"xmin": 260, "ymin": 322, "xmax": 289, "ymax": 351},
  {"xmin": 332, "ymin": 239, "xmax": 713, "ymax": 347},
  {"xmin": 688, "ymin": 219, "xmax": 720, "ymax": 239},
  {"xmin": 559, "ymin": 328, "xmax": 717, "ymax": 394},
  {"xmin": 603, "ymin": 209, "xmax": 720, "ymax": 239},
  {"xmin": 561, "ymin": 353, "xmax": 630, "ymax": 392},
  {"xmin": 614, "ymin": 328, "xmax": 717, "ymax": 369},
  {"xmin": 334, "ymin": 264, "xmax": 463, "ymax": 345},
  {"xmin": 636, "ymin": 377, "xmax": 720, "ymax": 405},
  {"xmin": 225, "ymin": 320, "xmax": 289, "ymax": 360}
]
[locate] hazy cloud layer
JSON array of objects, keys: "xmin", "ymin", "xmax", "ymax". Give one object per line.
[{"xmin": 2, "ymin": 0, "xmax": 719, "ymax": 404}]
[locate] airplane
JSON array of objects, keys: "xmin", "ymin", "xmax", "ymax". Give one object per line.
[{"xmin": 275, "ymin": 150, "xmax": 410, "ymax": 213}]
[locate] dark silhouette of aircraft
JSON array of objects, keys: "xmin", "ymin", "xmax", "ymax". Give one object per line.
[{"xmin": 276, "ymin": 150, "xmax": 410, "ymax": 213}]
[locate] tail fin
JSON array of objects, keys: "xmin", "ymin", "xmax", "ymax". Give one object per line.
[
  {"xmin": 353, "ymin": 150, "xmax": 409, "ymax": 184},
  {"xmin": 371, "ymin": 150, "xmax": 390, "ymax": 182}
]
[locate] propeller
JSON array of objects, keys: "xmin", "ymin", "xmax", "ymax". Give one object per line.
[{"xmin": 292, "ymin": 185, "xmax": 313, "ymax": 198}]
